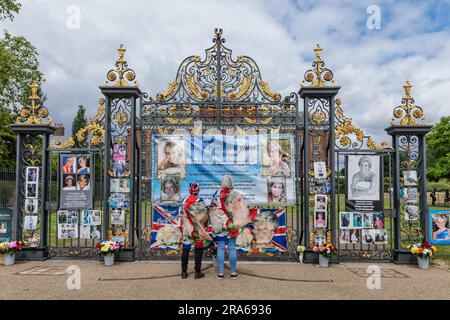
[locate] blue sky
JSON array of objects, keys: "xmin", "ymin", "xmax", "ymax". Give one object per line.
[{"xmin": 2, "ymin": 0, "xmax": 450, "ymax": 144}]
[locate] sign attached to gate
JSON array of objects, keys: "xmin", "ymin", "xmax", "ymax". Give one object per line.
[
  {"xmin": 59, "ymin": 154, "xmax": 94, "ymax": 210},
  {"xmin": 151, "ymin": 134, "xmax": 296, "ymax": 205}
]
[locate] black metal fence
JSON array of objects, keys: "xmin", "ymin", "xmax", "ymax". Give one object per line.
[{"xmin": 0, "ymin": 168, "xmax": 16, "ymax": 209}]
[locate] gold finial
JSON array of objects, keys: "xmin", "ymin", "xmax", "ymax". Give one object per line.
[
  {"xmin": 105, "ymin": 44, "xmax": 138, "ymax": 87},
  {"xmin": 213, "ymin": 28, "xmax": 225, "ymax": 43},
  {"xmin": 390, "ymin": 81, "xmax": 426, "ymax": 126},
  {"xmin": 302, "ymin": 44, "xmax": 336, "ymax": 87},
  {"xmin": 16, "ymin": 81, "xmax": 52, "ymax": 125}
]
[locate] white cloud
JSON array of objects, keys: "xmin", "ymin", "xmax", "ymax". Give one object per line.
[{"xmin": 2, "ymin": 0, "xmax": 449, "ymax": 145}]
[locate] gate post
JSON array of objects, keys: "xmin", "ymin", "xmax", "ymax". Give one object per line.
[
  {"xmin": 11, "ymin": 81, "xmax": 56, "ymax": 260},
  {"xmin": 100, "ymin": 45, "xmax": 141, "ymax": 261},
  {"xmin": 299, "ymin": 45, "xmax": 340, "ymax": 263},
  {"xmin": 386, "ymin": 81, "xmax": 432, "ymax": 264}
]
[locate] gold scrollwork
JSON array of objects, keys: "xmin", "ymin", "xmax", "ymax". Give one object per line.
[
  {"xmin": 157, "ymin": 81, "xmax": 177, "ymax": 102},
  {"xmin": 16, "ymin": 81, "xmax": 52, "ymax": 125},
  {"xmin": 302, "ymin": 44, "xmax": 337, "ymax": 87},
  {"xmin": 260, "ymin": 81, "xmax": 281, "ymax": 102},
  {"xmin": 390, "ymin": 81, "xmax": 426, "ymax": 126},
  {"xmin": 186, "ymin": 74, "xmax": 208, "ymax": 100},
  {"xmin": 105, "ymin": 44, "xmax": 138, "ymax": 87}
]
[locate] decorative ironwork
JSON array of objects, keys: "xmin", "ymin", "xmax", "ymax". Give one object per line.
[
  {"xmin": 390, "ymin": 81, "xmax": 426, "ymax": 126},
  {"xmin": 105, "ymin": 44, "xmax": 138, "ymax": 87},
  {"xmin": 339, "ymin": 248, "xmax": 392, "ymax": 261},
  {"xmin": 16, "ymin": 81, "xmax": 52, "ymax": 125},
  {"xmin": 302, "ymin": 44, "xmax": 337, "ymax": 87},
  {"xmin": 398, "ymin": 134, "xmax": 423, "ymax": 248},
  {"xmin": 141, "ymin": 29, "xmax": 298, "ymax": 129},
  {"xmin": 334, "ymin": 98, "xmax": 391, "ymax": 150},
  {"xmin": 111, "ymin": 98, "xmax": 132, "ymax": 136},
  {"xmin": 51, "ymin": 98, "xmax": 106, "ymax": 148}
]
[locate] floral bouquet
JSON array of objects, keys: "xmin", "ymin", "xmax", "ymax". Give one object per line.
[
  {"xmin": 410, "ymin": 241, "xmax": 437, "ymax": 259},
  {"xmin": 95, "ymin": 241, "xmax": 122, "ymax": 256},
  {"xmin": 312, "ymin": 242, "xmax": 337, "ymax": 258},
  {"xmin": 297, "ymin": 245, "xmax": 306, "ymax": 254},
  {"xmin": 0, "ymin": 241, "xmax": 25, "ymax": 256}
]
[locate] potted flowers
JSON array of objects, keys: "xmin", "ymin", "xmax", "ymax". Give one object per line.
[
  {"xmin": 312, "ymin": 242, "xmax": 337, "ymax": 268},
  {"xmin": 0, "ymin": 241, "xmax": 24, "ymax": 266},
  {"xmin": 96, "ymin": 241, "xmax": 122, "ymax": 266},
  {"xmin": 297, "ymin": 245, "xmax": 305, "ymax": 263},
  {"xmin": 410, "ymin": 241, "xmax": 437, "ymax": 269}
]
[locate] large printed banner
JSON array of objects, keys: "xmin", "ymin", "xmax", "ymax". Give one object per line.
[
  {"xmin": 150, "ymin": 205, "xmax": 287, "ymax": 253},
  {"xmin": 59, "ymin": 154, "xmax": 94, "ymax": 210},
  {"xmin": 151, "ymin": 134, "xmax": 296, "ymax": 205}
]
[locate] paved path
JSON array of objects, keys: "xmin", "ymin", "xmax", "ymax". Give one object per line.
[{"xmin": 0, "ymin": 258, "xmax": 449, "ymax": 300}]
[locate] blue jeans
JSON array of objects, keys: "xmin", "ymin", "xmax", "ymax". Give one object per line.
[{"xmin": 216, "ymin": 236, "xmax": 237, "ymax": 274}]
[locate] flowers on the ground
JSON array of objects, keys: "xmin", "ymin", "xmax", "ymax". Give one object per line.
[
  {"xmin": 0, "ymin": 241, "xmax": 25, "ymax": 256},
  {"xmin": 297, "ymin": 245, "xmax": 306, "ymax": 254},
  {"xmin": 96, "ymin": 241, "xmax": 122, "ymax": 256},
  {"xmin": 312, "ymin": 242, "xmax": 337, "ymax": 258},
  {"xmin": 410, "ymin": 241, "xmax": 437, "ymax": 258}
]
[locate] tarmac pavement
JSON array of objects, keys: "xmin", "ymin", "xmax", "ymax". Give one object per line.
[{"xmin": 0, "ymin": 258, "xmax": 449, "ymax": 300}]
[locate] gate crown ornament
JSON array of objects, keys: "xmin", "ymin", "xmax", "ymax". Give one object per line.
[
  {"xmin": 104, "ymin": 44, "xmax": 138, "ymax": 87},
  {"xmin": 16, "ymin": 81, "xmax": 52, "ymax": 125},
  {"xmin": 390, "ymin": 81, "xmax": 426, "ymax": 126},
  {"xmin": 302, "ymin": 44, "xmax": 337, "ymax": 87}
]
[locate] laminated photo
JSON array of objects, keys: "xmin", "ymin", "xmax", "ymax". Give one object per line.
[
  {"xmin": 340, "ymin": 212, "xmax": 351, "ymax": 229},
  {"xmin": 403, "ymin": 170, "xmax": 418, "ymax": 186},
  {"xmin": 430, "ymin": 211, "xmax": 450, "ymax": 243},
  {"xmin": 352, "ymin": 212, "xmax": 363, "ymax": 229},
  {"xmin": 374, "ymin": 229, "xmax": 388, "ymax": 244},
  {"xmin": 347, "ymin": 155, "xmax": 380, "ymax": 201},
  {"xmin": 363, "ymin": 212, "xmax": 373, "ymax": 228},
  {"xmin": 362, "ymin": 229, "xmax": 377, "ymax": 244},
  {"xmin": 313, "ymin": 161, "xmax": 327, "ymax": 179},
  {"xmin": 339, "ymin": 229, "xmax": 350, "ymax": 244},
  {"xmin": 349, "ymin": 229, "xmax": 361, "ymax": 244},
  {"xmin": 405, "ymin": 205, "xmax": 418, "ymax": 221},
  {"xmin": 25, "ymin": 199, "xmax": 38, "ymax": 214},
  {"xmin": 24, "ymin": 215, "xmax": 38, "ymax": 231},
  {"xmin": 111, "ymin": 209, "xmax": 125, "ymax": 225}
]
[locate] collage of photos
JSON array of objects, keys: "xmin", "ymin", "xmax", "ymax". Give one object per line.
[
  {"xmin": 24, "ymin": 166, "xmax": 39, "ymax": 233},
  {"xmin": 80, "ymin": 210, "xmax": 101, "ymax": 239},
  {"xmin": 401, "ymin": 170, "xmax": 419, "ymax": 221},
  {"xmin": 112, "ymin": 138, "xmax": 129, "ymax": 177},
  {"xmin": 57, "ymin": 210, "xmax": 79, "ymax": 239},
  {"xmin": 62, "ymin": 155, "xmax": 91, "ymax": 191},
  {"xmin": 310, "ymin": 161, "xmax": 330, "ymax": 246},
  {"xmin": 339, "ymin": 211, "xmax": 387, "ymax": 245}
]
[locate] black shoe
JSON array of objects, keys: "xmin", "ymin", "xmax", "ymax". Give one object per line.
[
  {"xmin": 230, "ymin": 273, "xmax": 239, "ymax": 280},
  {"xmin": 194, "ymin": 271, "xmax": 205, "ymax": 279},
  {"xmin": 181, "ymin": 271, "xmax": 188, "ymax": 279},
  {"xmin": 216, "ymin": 273, "xmax": 224, "ymax": 280}
]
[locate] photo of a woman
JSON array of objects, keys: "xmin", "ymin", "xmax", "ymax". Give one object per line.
[
  {"xmin": 77, "ymin": 157, "xmax": 90, "ymax": 174},
  {"xmin": 62, "ymin": 157, "xmax": 76, "ymax": 174},
  {"xmin": 348, "ymin": 155, "xmax": 380, "ymax": 201},
  {"xmin": 160, "ymin": 175, "xmax": 181, "ymax": 202},
  {"xmin": 63, "ymin": 175, "xmax": 76, "ymax": 191},
  {"xmin": 157, "ymin": 140, "xmax": 186, "ymax": 178},
  {"xmin": 432, "ymin": 214, "xmax": 450, "ymax": 241},
  {"xmin": 350, "ymin": 229, "xmax": 360, "ymax": 244},
  {"xmin": 314, "ymin": 212, "xmax": 326, "ymax": 228},
  {"xmin": 77, "ymin": 174, "xmax": 90, "ymax": 191},
  {"xmin": 264, "ymin": 139, "xmax": 291, "ymax": 177},
  {"xmin": 267, "ymin": 178, "xmax": 287, "ymax": 203}
]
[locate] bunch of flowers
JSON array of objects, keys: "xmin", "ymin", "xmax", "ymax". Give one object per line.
[
  {"xmin": 297, "ymin": 245, "xmax": 306, "ymax": 254},
  {"xmin": 96, "ymin": 241, "xmax": 122, "ymax": 256},
  {"xmin": 0, "ymin": 241, "xmax": 25, "ymax": 256},
  {"xmin": 312, "ymin": 242, "xmax": 337, "ymax": 258},
  {"xmin": 410, "ymin": 241, "xmax": 437, "ymax": 258}
]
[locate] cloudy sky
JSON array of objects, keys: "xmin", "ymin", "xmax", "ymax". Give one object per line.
[{"xmin": 3, "ymin": 0, "xmax": 450, "ymax": 144}]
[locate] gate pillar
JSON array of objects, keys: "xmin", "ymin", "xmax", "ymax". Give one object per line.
[
  {"xmin": 99, "ymin": 44, "xmax": 141, "ymax": 261},
  {"xmin": 11, "ymin": 81, "xmax": 56, "ymax": 260},
  {"xmin": 386, "ymin": 81, "xmax": 432, "ymax": 264},
  {"xmin": 299, "ymin": 45, "xmax": 340, "ymax": 263}
]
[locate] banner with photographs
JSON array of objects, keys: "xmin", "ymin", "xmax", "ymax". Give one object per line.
[
  {"xmin": 150, "ymin": 205, "xmax": 287, "ymax": 253},
  {"xmin": 339, "ymin": 211, "xmax": 387, "ymax": 245},
  {"xmin": 151, "ymin": 134, "xmax": 296, "ymax": 205},
  {"xmin": 345, "ymin": 154, "xmax": 382, "ymax": 212},
  {"xmin": 400, "ymin": 170, "xmax": 419, "ymax": 221},
  {"xmin": 429, "ymin": 210, "xmax": 450, "ymax": 245},
  {"xmin": 57, "ymin": 210, "xmax": 102, "ymax": 240},
  {"xmin": 59, "ymin": 154, "xmax": 94, "ymax": 210}
]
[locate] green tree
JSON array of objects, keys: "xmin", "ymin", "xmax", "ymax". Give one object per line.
[
  {"xmin": 72, "ymin": 105, "xmax": 87, "ymax": 147},
  {"xmin": 427, "ymin": 116, "xmax": 450, "ymax": 181},
  {"xmin": 0, "ymin": 0, "xmax": 21, "ymax": 21}
]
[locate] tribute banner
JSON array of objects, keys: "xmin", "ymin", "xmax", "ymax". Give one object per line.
[
  {"xmin": 150, "ymin": 205, "xmax": 287, "ymax": 253},
  {"xmin": 151, "ymin": 134, "xmax": 296, "ymax": 205},
  {"xmin": 59, "ymin": 154, "xmax": 94, "ymax": 210}
]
